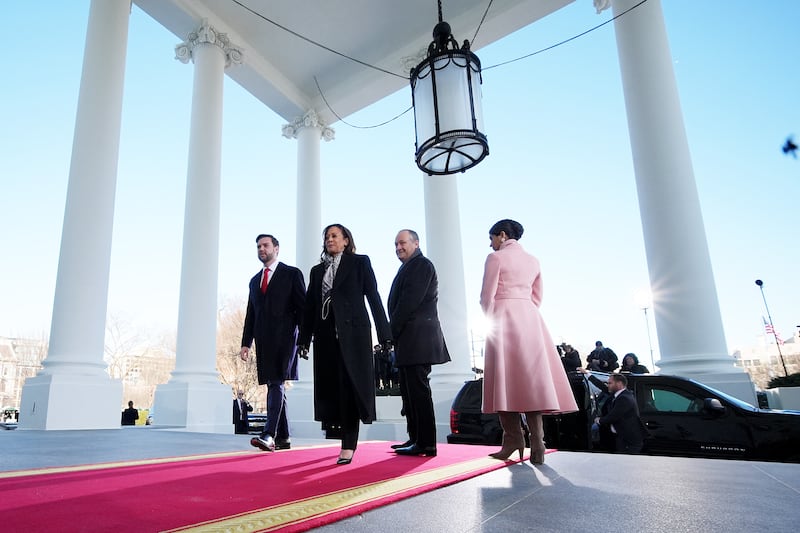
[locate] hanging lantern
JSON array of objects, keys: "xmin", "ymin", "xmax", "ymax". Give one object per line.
[{"xmin": 410, "ymin": 13, "xmax": 488, "ymax": 175}]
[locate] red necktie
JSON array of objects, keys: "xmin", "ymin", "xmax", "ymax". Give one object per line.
[{"xmin": 260, "ymin": 267, "xmax": 269, "ymax": 294}]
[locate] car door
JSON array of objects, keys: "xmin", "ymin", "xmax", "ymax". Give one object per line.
[{"xmin": 634, "ymin": 379, "xmax": 751, "ymax": 459}]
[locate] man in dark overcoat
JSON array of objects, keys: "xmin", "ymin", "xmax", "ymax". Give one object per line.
[
  {"xmin": 388, "ymin": 229, "xmax": 450, "ymax": 457},
  {"xmin": 241, "ymin": 234, "xmax": 305, "ymax": 452}
]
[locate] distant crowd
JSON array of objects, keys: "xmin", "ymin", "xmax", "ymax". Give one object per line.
[{"xmin": 557, "ymin": 340, "xmax": 650, "ymax": 375}]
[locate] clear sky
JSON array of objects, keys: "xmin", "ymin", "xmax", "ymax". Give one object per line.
[{"xmin": 1, "ymin": 1, "xmax": 798, "ymax": 372}]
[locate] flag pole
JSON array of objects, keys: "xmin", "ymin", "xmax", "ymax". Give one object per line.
[{"xmin": 755, "ymin": 279, "xmax": 788, "ymax": 376}]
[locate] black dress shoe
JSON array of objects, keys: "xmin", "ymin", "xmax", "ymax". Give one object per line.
[
  {"xmin": 275, "ymin": 439, "xmax": 291, "ymax": 450},
  {"xmin": 390, "ymin": 440, "xmax": 414, "ymax": 450},
  {"xmin": 250, "ymin": 435, "xmax": 275, "ymax": 452},
  {"xmin": 394, "ymin": 444, "xmax": 437, "ymax": 457}
]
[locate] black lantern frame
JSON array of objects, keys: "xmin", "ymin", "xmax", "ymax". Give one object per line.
[{"xmin": 411, "ymin": 19, "xmax": 488, "ymax": 175}]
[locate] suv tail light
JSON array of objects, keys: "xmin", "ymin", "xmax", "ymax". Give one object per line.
[{"xmin": 450, "ymin": 409, "xmax": 458, "ymax": 433}]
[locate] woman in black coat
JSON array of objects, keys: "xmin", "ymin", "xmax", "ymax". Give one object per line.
[
  {"xmin": 298, "ymin": 224, "xmax": 391, "ymax": 464},
  {"xmin": 620, "ymin": 353, "xmax": 649, "ymax": 374}
]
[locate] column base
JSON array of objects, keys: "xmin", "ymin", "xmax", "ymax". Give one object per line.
[
  {"xmin": 656, "ymin": 353, "xmax": 757, "ymax": 404},
  {"xmin": 19, "ymin": 373, "xmax": 123, "ymax": 430},
  {"xmin": 151, "ymin": 380, "xmax": 233, "ymax": 433}
]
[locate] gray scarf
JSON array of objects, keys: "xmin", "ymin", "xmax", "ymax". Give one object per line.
[{"xmin": 321, "ymin": 252, "xmax": 342, "ymax": 302}]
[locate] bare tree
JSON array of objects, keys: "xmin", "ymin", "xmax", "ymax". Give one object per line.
[
  {"xmin": 1, "ymin": 332, "xmax": 48, "ymax": 411},
  {"xmin": 216, "ymin": 297, "xmax": 262, "ymax": 408},
  {"xmin": 105, "ymin": 314, "xmax": 142, "ymax": 380}
]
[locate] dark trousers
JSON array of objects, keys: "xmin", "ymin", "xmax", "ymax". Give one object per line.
[
  {"xmin": 334, "ymin": 348, "xmax": 361, "ymax": 451},
  {"xmin": 263, "ymin": 380, "xmax": 289, "ymax": 441},
  {"xmin": 316, "ymin": 312, "xmax": 361, "ymax": 451},
  {"xmin": 234, "ymin": 415, "xmax": 249, "ymax": 434},
  {"xmin": 614, "ymin": 433, "xmax": 643, "ymax": 454},
  {"xmin": 399, "ymin": 364, "xmax": 435, "ymax": 448}
]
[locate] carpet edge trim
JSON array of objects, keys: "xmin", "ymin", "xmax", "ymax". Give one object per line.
[{"xmin": 164, "ymin": 455, "xmax": 515, "ymax": 532}]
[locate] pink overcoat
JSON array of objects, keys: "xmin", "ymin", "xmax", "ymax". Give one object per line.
[{"xmin": 480, "ymin": 239, "xmax": 578, "ymax": 414}]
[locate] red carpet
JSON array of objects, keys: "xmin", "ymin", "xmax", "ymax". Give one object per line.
[{"xmin": 0, "ymin": 442, "xmax": 550, "ymax": 532}]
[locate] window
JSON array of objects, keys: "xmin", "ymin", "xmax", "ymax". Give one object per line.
[{"xmin": 640, "ymin": 386, "xmax": 700, "ymax": 413}]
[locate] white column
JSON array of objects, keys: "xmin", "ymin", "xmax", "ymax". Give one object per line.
[
  {"xmin": 283, "ymin": 110, "xmax": 333, "ymax": 278},
  {"xmin": 152, "ymin": 20, "xmax": 243, "ymax": 432},
  {"xmin": 609, "ymin": 0, "xmax": 755, "ymax": 403},
  {"xmin": 19, "ymin": 0, "xmax": 130, "ymax": 430},
  {"xmin": 423, "ymin": 173, "xmax": 475, "ymax": 440},
  {"xmin": 281, "ymin": 110, "xmax": 333, "ymax": 435}
]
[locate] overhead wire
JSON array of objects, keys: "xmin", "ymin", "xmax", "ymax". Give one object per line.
[
  {"xmin": 314, "ymin": 76, "xmax": 413, "ymax": 129},
  {"xmin": 470, "ymin": 0, "xmax": 493, "ymax": 47},
  {"xmin": 230, "ymin": 0, "xmax": 649, "ymax": 129},
  {"xmin": 230, "ymin": 0, "xmax": 406, "ymax": 79},
  {"xmin": 483, "ymin": 0, "xmax": 648, "ymax": 71}
]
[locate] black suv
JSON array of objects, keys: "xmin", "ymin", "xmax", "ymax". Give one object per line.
[
  {"xmin": 247, "ymin": 413, "xmax": 268, "ymax": 434},
  {"xmin": 447, "ymin": 372, "xmax": 800, "ymax": 462}
]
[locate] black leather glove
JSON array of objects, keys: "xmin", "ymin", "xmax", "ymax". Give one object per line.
[{"xmin": 382, "ymin": 340, "xmax": 393, "ymax": 353}]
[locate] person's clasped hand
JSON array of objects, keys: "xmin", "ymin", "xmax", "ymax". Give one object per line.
[{"xmin": 297, "ymin": 345, "xmax": 309, "ymax": 360}]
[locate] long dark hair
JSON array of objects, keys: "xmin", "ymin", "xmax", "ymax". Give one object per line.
[
  {"xmin": 489, "ymin": 219, "xmax": 524, "ymax": 240},
  {"xmin": 320, "ymin": 223, "xmax": 356, "ymax": 261},
  {"xmin": 622, "ymin": 353, "xmax": 640, "ymax": 367}
]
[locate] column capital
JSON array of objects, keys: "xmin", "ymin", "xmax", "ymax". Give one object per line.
[
  {"xmin": 281, "ymin": 109, "xmax": 335, "ymax": 141},
  {"xmin": 175, "ymin": 18, "xmax": 243, "ymax": 68}
]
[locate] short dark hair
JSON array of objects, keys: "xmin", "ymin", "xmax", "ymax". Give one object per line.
[
  {"xmin": 321, "ymin": 223, "xmax": 356, "ymax": 259},
  {"xmin": 255, "ymin": 234, "xmax": 279, "ymax": 247},
  {"xmin": 609, "ymin": 374, "xmax": 628, "ymax": 387},
  {"xmin": 489, "ymin": 219, "xmax": 524, "ymax": 240}
]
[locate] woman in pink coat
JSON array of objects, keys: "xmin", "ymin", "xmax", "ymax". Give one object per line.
[{"xmin": 480, "ymin": 219, "xmax": 578, "ymax": 465}]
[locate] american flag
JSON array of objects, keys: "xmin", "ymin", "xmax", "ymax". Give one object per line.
[{"xmin": 763, "ymin": 316, "xmax": 784, "ymax": 345}]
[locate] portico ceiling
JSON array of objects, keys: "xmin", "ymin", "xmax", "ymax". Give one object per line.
[{"xmin": 132, "ymin": 0, "xmax": 574, "ymax": 124}]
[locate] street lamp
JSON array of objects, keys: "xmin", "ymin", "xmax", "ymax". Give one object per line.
[
  {"xmin": 635, "ymin": 288, "xmax": 656, "ymax": 372},
  {"xmin": 755, "ymin": 279, "xmax": 788, "ymax": 376},
  {"xmin": 642, "ymin": 306, "xmax": 655, "ymax": 372}
]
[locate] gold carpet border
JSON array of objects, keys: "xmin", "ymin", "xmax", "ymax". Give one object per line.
[
  {"xmin": 165, "ymin": 454, "xmax": 512, "ymax": 533},
  {"xmin": 0, "ymin": 443, "xmax": 337, "ymax": 480}
]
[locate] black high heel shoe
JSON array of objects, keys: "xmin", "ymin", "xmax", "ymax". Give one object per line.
[{"xmin": 336, "ymin": 450, "xmax": 354, "ymax": 465}]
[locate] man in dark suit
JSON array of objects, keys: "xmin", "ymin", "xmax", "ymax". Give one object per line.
[
  {"xmin": 121, "ymin": 401, "xmax": 139, "ymax": 426},
  {"xmin": 596, "ymin": 373, "xmax": 645, "ymax": 453},
  {"xmin": 388, "ymin": 229, "xmax": 450, "ymax": 457},
  {"xmin": 241, "ymin": 234, "xmax": 305, "ymax": 452},
  {"xmin": 232, "ymin": 389, "xmax": 253, "ymax": 434}
]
